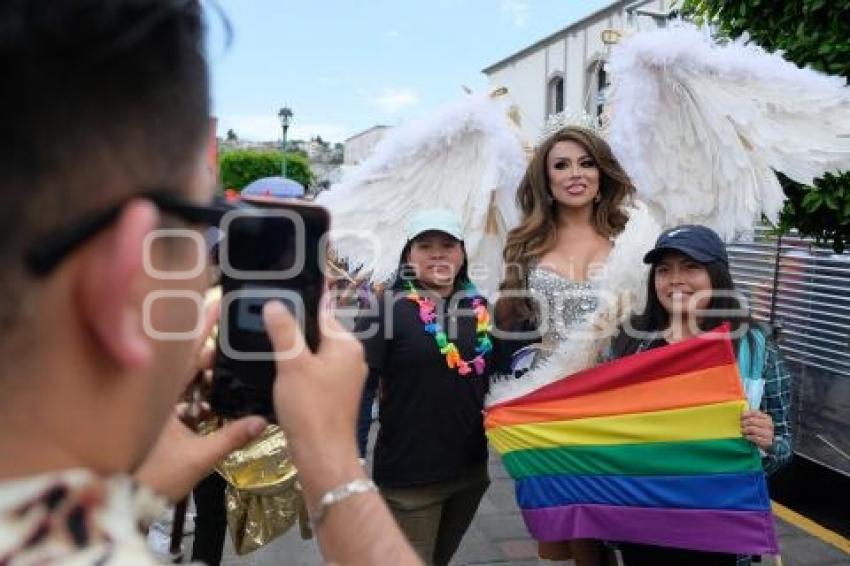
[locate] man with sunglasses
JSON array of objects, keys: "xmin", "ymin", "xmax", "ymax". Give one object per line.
[{"xmin": 0, "ymin": 2, "xmax": 417, "ymax": 564}]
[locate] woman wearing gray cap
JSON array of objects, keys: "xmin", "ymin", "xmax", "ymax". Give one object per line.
[{"xmin": 353, "ymin": 208, "xmax": 494, "ymax": 565}]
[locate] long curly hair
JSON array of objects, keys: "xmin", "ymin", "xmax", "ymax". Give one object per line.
[{"xmin": 497, "ymin": 126, "xmax": 636, "ymax": 327}]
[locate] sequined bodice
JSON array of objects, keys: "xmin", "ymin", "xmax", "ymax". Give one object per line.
[{"xmin": 528, "ymin": 267, "xmax": 599, "ymax": 349}]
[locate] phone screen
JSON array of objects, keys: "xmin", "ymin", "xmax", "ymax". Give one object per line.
[{"xmin": 211, "ymin": 199, "xmax": 328, "ymax": 420}]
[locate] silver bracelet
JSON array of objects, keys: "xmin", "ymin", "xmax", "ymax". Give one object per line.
[{"xmin": 310, "ymin": 478, "xmax": 377, "ymax": 529}]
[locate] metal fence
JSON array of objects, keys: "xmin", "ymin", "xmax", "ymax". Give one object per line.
[{"xmin": 728, "ymin": 229, "xmax": 850, "ymax": 476}]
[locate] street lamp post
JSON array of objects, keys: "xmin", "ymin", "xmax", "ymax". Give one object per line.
[{"xmin": 278, "ymin": 107, "xmax": 293, "ymax": 178}]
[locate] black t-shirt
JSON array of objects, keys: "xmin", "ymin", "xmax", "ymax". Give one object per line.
[{"xmin": 355, "ymin": 286, "xmax": 491, "ymax": 488}]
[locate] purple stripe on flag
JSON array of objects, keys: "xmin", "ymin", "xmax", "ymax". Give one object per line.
[{"xmin": 522, "ymin": 504, "xmax": 779, "ymax": 555}]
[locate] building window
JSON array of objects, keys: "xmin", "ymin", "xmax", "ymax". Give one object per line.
[
  {"xmin": 585, "ymin": 59, "xmax": 609, "ymax": 120},
  {"xmin": 547, "ymin": 75, "xmax": 564, "ymax": 115},
  {"xmin": 596, "ymin": 63, "xmax": 608, "ymax": 119}
]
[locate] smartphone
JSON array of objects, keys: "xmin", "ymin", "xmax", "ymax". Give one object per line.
[{"xmin": 210, "ymin": 197, "xmax": 329, "ymax": 421}]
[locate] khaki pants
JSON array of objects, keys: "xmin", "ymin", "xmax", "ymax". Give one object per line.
[{"xmin": 381, "ymin": 465, "xmax": 490, "ymax": 566}]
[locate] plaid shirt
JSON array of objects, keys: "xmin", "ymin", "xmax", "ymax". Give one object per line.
[{"xmin": 758, "ymin": 340, "xmax": 793, "ymax": 475}]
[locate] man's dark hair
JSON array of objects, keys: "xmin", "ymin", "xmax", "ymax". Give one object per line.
[{"xmin": 0, "ymin": 0, "xmax": 210, "ymax": 328}]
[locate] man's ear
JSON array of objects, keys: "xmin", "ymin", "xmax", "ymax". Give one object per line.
[{"xmin": 77, "ymin": 199, "xmax": 160, "ymax": 369}]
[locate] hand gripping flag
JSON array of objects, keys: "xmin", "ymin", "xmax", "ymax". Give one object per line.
[{"xmin": 484, "ymin": 326, "xmax": 779, "ymax": 555}]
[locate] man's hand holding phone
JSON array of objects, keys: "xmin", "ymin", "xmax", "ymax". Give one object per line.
[{"xmin": 205, "ymin": 199, "xmax": 420, "ymax": 563}]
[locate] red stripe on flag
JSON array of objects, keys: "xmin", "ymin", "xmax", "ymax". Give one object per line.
[{"xmin": 488, "ymin": 324, "xmax": 736, "ymax": 411}]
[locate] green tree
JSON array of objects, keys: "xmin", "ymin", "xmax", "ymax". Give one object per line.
[
  {"xmin": 219, "ymin": 149, "xmax": 313, "ymax": 190},
  {"xmin": 226, "ymin": 128, "xmax": 238, "ymax": 141},
  {"xmin": 682, "ymin": 0, "xmax": 850, "ymax": 251}
]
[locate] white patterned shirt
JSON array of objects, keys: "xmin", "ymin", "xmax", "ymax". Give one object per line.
[{"xmin": 0, "ymin": 469, "xmax": 167, "ymax": 565}]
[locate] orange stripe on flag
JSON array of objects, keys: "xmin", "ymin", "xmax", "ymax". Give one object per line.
[
  {"xmin": 488, "ymin": 325, "xmax": 736, "ymax": 411},
  {"xmin": 485, "ymin": 363, "xmax": 743, "ymax": 429}
]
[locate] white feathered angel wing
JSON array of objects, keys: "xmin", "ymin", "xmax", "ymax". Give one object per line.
[
  {"xmin": 607, "ymin": 24, "xmax": 850, "ymax": 239},
  {"xmin": 317, "ymin": 91, "xmax": 527, "ymax": 295}
]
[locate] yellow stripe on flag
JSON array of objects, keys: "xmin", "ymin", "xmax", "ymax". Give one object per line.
[{"xmin": 487, "ymin": 400, "xmax": 746, "ymax": 453}]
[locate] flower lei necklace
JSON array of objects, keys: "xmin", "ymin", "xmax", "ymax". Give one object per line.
[{"xmin": 405, "ymin": 281, "xmax": 493, "ymax": 376}]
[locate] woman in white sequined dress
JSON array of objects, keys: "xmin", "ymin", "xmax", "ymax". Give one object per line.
[{"xmin": 493, "ymin": 125, "xmax": 660, "ymax": 565}]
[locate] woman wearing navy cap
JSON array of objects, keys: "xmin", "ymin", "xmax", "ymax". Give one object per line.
[{"xmin": 606, "ymin": 224, "xmax": 792, "ymax": 566}]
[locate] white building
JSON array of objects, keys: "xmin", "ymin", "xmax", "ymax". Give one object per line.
[
  {"xmin": 344, "ymin": 125, "xmax": 390, "ymax": 166},
  {"xmin": 482, "ymin": 0, "xmax": 676, "ymax": 140}
]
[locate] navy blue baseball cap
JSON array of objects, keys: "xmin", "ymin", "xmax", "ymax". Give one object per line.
[{"xmin": 643, "ymin": 225, "xmax": 729, "ymax": 265}]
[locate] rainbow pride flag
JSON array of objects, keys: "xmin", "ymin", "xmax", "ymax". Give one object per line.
[{"xmin": 485, "ymin": 328, "xmax": 779, "ymax": 555}]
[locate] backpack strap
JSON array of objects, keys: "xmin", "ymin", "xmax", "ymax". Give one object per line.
[{"xmin": 737, "ymin": 326, "xmax": 767, "ymax": 409}]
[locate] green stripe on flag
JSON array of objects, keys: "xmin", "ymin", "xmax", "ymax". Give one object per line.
[{"xmin": 500, "ymin": 438, "xmax": 761, "ymax": 479}]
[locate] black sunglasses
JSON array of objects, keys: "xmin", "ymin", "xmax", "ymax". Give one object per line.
[{"xmin": 25, "ymin": 191, "xmax": 235, "ymax": 277}]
